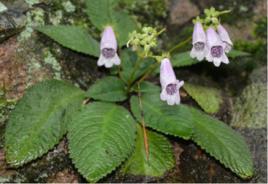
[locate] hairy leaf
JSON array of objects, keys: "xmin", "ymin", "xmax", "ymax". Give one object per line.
[
  {"xmin": 112, "ymin": 11, "xmax": 137, "ymax": 46},
  {"xmin": 131, "ymin": 82, "xmax": 253, "ymax": 178},
  {"xmin": 86, "ymin": 76, "xmax": 127, "ymax": 102},
  {"xmin": 68, "ymin": 102, "xmax": 136, "ymax": 182},
  {"xmin": 85, "ymin": 0, "xmax": 137, "ymax": 46},
  {"xmin": 228, "ymin": 50, "xmax": 250, "ymax": 58},
  {"xmin": 183, "ymin": 82, "xmax": 222, "ymax": 114},
  {"xmin": 171, "ymin": 51, "xmax": 200, "ymax": 68},
  {"xmin": 5, "ymin": 80, "xmax": 86, "ymax": 166},
  {"xmin": 36, "ymin": 25, "xmax": 99, "ymax": 57},
  {"xmin": 85, "ymin": 0, "xmax": 119, "ymax": 30},
  {"xmin": 121, "ymin": 125, "xmax": 175, "ymax": 177},
  {"xmin": 191, "ymin": 107, "xmax": 254, "ymax": 179},
  {"xmin": 130, "ymin": 84, "xmax": 193, "ymax": 139}
]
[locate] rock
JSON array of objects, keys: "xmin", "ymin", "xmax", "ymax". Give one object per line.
[
  {"xmin": 0, "ymin": 38, "xmax": 28, "ymax": 100},
  {"xmin": 169, "ymin": 0, "xmax": 199, "ymax": 26},
  {"xmin": 0, "ymin": 139, "xmax": 81, "ymax": 183},
  {"xmin": 0, "ymin": 0, "xmax": 27, "ymax": 42},
  {"xmin": 231, "ymin": 67, "xmax": 267, "ymax": 129},
  {"xmin": 231, "ymin": 66, "xmax": 267, "ymax": 182}
]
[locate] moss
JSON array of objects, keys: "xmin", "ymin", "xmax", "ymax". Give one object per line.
[
  {"xmin": 118, "ymin": 0, "xmax": 167, "ymax": 26},
  {"xmin": 43, "ymin": 49, "xmax": 62, "ymax": 80},
  {"xmin": 25, "ymin": 0, "xmax": 40, "ymax": 6},
  {"xmin": 18, "ymin": 8, "xmax": 45, "ymax": 42},
  {"xmin": 62, "ymin": 1, "xmax": 76, "ymax": 13},
  {"xmin": 49, "ymin": 10, "xmax": 63, "ymax": 25},
  {"xmin": 231, "ymin": 67, "xmax": 267, "ymax": 129},
  {"xmin": 233, "ymin": 17, "xmax": 267, "ymax": 65}
]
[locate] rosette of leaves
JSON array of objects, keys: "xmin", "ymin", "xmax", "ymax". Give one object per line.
[{"xmin": 4, "ymin": 0, "xmax": 253, "ymax": 182}]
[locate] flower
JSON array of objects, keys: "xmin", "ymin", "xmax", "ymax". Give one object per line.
[
  {"xmin": 160, "ymin": 58, "xmax": 184, "ymax": 105},
  {"xmin": 190, "ymin": 22, "xmax": 207, "ymax": 61},
  {"xmin": 97, "ymin": 26, "xmax": 120, "ymax": 68},
  {"xmin": 206, "ymin": 27, "xmax": 229, "ymax": 67},
  {"xmin": 217, "ymin": 24, "xmax": 233, "ymax": 53}
]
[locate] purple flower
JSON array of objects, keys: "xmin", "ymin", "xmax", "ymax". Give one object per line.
[
  {"xmin": 97, "ymin": 26, "xmax": 120, "ymax": 68},
  {"xmin": 190, "ymin": 22, "xmax": 207, "ymax": 61},
  {"xmin": 160, "ymin": 58, "xmax": 184, "ymax": 105},
  {"xmin": 217, "ymin": 24, "xmax": 233, "ymax": 53},
  {"xmin": 206, "ymin": 27, "xmax": 229, "ymax": 67}
]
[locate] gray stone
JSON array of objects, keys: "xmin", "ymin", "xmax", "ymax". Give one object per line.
[
  {"xmin": 231, "ymin": 66, "xmax": 267, "ymax": 182},
  {"xmin": 169, "ymin": 0, "xmax": 199, "ymax": 26},
  {"xmin": 231, "ymin": 67, "xmax": 267, "ymax": 129}
]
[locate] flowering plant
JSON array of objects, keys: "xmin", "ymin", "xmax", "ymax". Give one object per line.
[{"xmin": 4, "ymin": 1, "xmax": 253, "ymax": 182}]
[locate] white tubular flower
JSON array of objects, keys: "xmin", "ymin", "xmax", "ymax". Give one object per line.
[
  {"xmin": 206, "ymin": 27, "xmax": 229, "ymax": 67},
  {"xmin": 160, "ymin": 58, "xmax": 184, "ymax": 105},
  {"xmin": 217, "ymin": 24, "xmax": 233, "ymax": 53},
  {"xmin": 97, "ymin": 26, "xmax": 120, "ymax": 68},
  {"xmin": 190, "ymin": 22, "xmax": 207, "ymax": 61}
]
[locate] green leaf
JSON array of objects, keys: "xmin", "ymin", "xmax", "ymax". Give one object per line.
[
  {"xmin": 171, "ymin": 51, "xmax": 200, "ymax": 68},
  {"xmin": 228, "ymin": 50, "xmax": 250, "ymax": 58},
  {"xmin": 36, "ymin": 25, "xmax": 100, "ymax": 57},
  {"xmin": 133, "ymin": 81, "xmax": 160, "ymax": 94},
  {"xmin": 5, "ymin": 80, "xmax": 86, "ymax": 166},
  {"xmin": 68, "ymin": 102, "xmax": 136, "ymax": 182},
  {"xmin": 121, "ymin": 49, "xmax": 154, "ymax": 84},
  {"xmin": 171, "ymin": 49, "xmax": 250, "ymax": 69},
  {"xmin": 86, "ymin": 76, "xmax": 127, "ymax": 102},
  {"xmin": 85, "ymin": 0, "xmax": 137, "ymax": 46},
  {"xmin": 85, "ymin": 0, "xmax": 119, "ymax": 30},
  {"xmin": 183, "ymin": 82, "xmax": 222, "ymax": 114},
  {"xmin": 130, "ymin": 82, "xmax": 253, "ymax": 179},
  {"xmin": 191, "ymin": 108, "xmax": 254, "ymax": 179},
  {"xmin": 112, "ymin": 11, "xmax": 137, "ymax": 46},
  {"xmin": 121, "ymin": 125, "xmax": 175, "ymax": 177},
  {"xmin": 130, "ymin": 84, "xmax": 193, "ymax": 139}
]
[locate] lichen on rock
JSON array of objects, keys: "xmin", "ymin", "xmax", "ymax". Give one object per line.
[{"xmin": 231, "ymin": 67, "xmax": 267, "ymax": 129}]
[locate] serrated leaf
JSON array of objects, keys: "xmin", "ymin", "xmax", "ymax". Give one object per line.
[
  {"xmin": 5, "ymin": 80, "xmax": 86, "ymax": 166},
  {"xmin": 190, "ymin": 108, "xmax": 254, "ymax": 179},
  {"xmin": 85, "ymin": 0, "xmax": 119, "ymax": 30},
  {"xmin": 85, "ymin": 0, "xmax": 137, "ymax": 46},
  {"xmin": 130, "ymin": 83, "xmax": 193, "ymax": 139},
  {"xmin": 86, "ymin": 76, "xmax": 127, "ymax": 102},
  {"xmin": 171, "ymin": 51, "xmax": 200, "ymax": 68},
  {"xmin": 183, "ymin": 82, "xmax": 222, "ymax": 114},
  {"xmin": 228, "ymin": 50, "xmax": 250, "ymax": 58},
  {"xmin": 68, "ymin": 102, "xmax": 136, "ymax": 182},
  {"xmin": 121, "ymin": 125, "xmax": 175, "ymax": 177},
  {"xmin": 112, "ymin": 11, "xmax": 137, "ymax": 46},
  {"xmin": 130, "ymin": 82, "xmax": 253, "ymax": 179},
  {"xmin": 121, "ymin": 49, "xmax": 154, "ymax": 84},
  {"xmin": 36, "ymin": 25, "xmax": 100, "ymax": 57}
]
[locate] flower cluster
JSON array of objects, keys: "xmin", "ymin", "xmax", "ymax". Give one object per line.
[
  {"xmin": 127, "ymin": 27, "xmax": 161, "ymax": 56},
  {"xmin": 190, "ymin": 8, "xmax": 233, "ymax": 67},
  {"xmin": 96, "ymin": 8, "xmax": 232, "ymax": 107}
]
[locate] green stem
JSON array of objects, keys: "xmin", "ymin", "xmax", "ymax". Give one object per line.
[
  {"xmin": 217, "ymin": 10, "xmax": 232, "ymax": 16},
  {"xmin": 136, "ymin": 62, "xmax": 159, "ymax": 85},
  {"xmin": 127, "ymin": 57, "xmax": 143, "ymax": 90},
  {"xmin": 168, "ymin": 36, "xmax": 192, "ymax": 54},
  {"xmin": 117, "ymin": 65, "xmax": 126, "ymax": 83},
  {"xmin": 137, "ymin": 83, "xmax": 149, "ymax": 161}
]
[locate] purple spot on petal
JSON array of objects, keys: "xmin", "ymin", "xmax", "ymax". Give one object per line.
[
  {"xmin": 194, "ymin": 42, "xmax": 205, "ymax": 51},
  {"xmin": 102, "ymin": 48, "xmax": 115, "ymax": 58},
  {"xmin": 211, "ymin": 46, "xmax": 223, "ymax": 58},
  {"xmin": 166, "ymin": 83, "xmax": 177, "ymax": 95}
]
